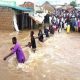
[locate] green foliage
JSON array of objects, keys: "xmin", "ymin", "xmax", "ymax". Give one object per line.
[{"xmin": 70, "ymin": 1, "xmax": 77, "ymax": 7}]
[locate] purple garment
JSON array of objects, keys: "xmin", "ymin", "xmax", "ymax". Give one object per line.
[{"xmin": 11, "ymin": 43, "xmax": 25, "ymax": 63}]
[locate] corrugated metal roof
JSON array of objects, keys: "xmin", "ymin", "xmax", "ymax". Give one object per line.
[{"xmin": 0, "ymin": 4, "xmax": 32, "ymax": 12}]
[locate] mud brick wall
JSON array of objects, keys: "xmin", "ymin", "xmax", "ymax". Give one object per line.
[{"xmin": 0, "ymin": 7, "xmax": 15, "ymax": 30}]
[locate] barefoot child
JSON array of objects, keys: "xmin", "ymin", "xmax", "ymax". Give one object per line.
[{"xmin": 3, "ymin": 37, "xmax": 25, "ymax": 63}]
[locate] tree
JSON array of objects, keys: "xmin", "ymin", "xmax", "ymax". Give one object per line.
[{"xmin": 70, "ymin": 1, "xmax": 77, "ymax": 8}]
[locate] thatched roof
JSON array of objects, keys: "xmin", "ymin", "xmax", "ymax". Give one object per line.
[
  {"xmin": 41, "ymin": 1, "xmax": 55, "ymax": 13},
  {"xmin": 20, "ymin": 2, "xmax": 34, "ymax": 10},
  {"xmin": 62, "ymin": 5, "xmax": 73, "ymax": 10},
  {"xmin": 63, "ymin": 5, "xmax": 74, "ymax": 12}
]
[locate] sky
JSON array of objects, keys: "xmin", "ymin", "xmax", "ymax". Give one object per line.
[{"xmin": 0, "ymin": 0, "xmax": 80, "ymax": 5}]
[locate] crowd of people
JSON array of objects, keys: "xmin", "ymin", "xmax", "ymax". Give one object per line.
[
  {"xmin": 3, "ymin": 9, "xmax": 80, "ymax": 64},
  {"xmin": 3, "ymin": 26, "xmax": 55, "ymax": 63},
  {"xmin": 50, "ymin": 9, "xmax": 80, "ymax": 33}
]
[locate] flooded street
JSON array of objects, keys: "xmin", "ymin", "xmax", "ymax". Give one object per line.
[{"xmin": 0, "ymin": 30, "xmax": 80, "ymax": 80}]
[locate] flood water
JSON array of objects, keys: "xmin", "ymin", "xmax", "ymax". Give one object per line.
[{"xmin": 0, "ymin": 30, "xmax": 80, "ymax": 80}]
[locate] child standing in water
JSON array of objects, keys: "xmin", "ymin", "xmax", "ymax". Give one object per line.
[
  {"xmin": 49, "ymin": 25, "xmax": 54, "ymax": 34},
  {"xmin": 44, "ymin": 26, "xmax": 49, "ymax": 37},
  {"xmin": 38, "ymin": 29, "xmax": 44, "ymax": 42},
  {"xmin": 30, "ymin": 31, "xmax": 36, "ymax": 52},
  {"xmin": 3, "ymin": 37, "xmax": 25, "ymax": 63}
]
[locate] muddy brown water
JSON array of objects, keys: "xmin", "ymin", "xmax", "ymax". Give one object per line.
[{"xmin": 0, "ymin": 30, "xmax": 80, "ymax": 80}]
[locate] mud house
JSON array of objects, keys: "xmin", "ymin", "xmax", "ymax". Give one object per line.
[
  {"xmin": 20, "ymin": 2, "xmax": 37, "ymax": 29},
  {"xmin": 20, "ymin": 2, "xmax": 47, "ymax": 27},
  {"xmin": 0, "ymin": 1, "xmax": 35, "ymax": 31},
  {"xmin": 20, "ymin": 2, "xmax": 34, "ymax": 16}
]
